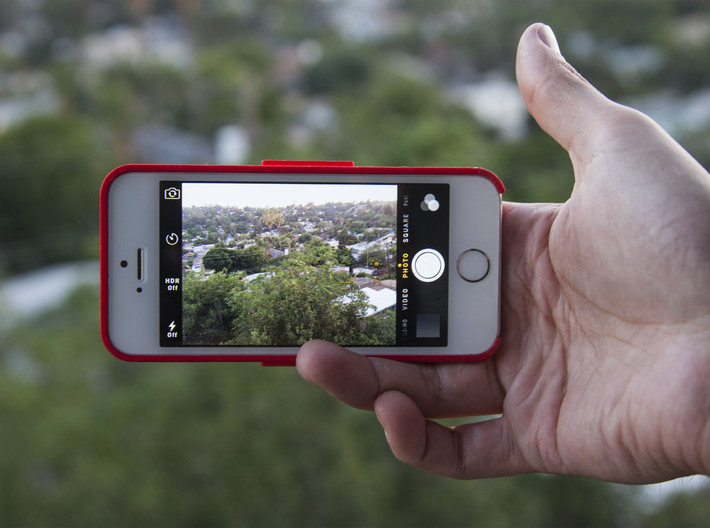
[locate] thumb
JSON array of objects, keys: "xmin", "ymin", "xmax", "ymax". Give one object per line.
[{"xmin": 516, "ymin": 23, "xmax": 615, "ymax": 158}]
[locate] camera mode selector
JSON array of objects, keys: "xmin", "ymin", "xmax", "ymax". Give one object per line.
[{"xmin": 412, "ymin": 249, "xmax": 445, "ymax": 283}]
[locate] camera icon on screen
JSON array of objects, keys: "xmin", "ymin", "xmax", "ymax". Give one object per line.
[{"xmin": 164, "ymin": 187, "xmax": 181, "ymax": 200}]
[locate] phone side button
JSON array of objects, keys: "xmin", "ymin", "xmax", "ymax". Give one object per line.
[{"xmin": 456, "ymin": 249, "xmax": 490, "ymax": 283}]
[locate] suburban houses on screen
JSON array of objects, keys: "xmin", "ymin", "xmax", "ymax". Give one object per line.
[{"xmin": 182, "ymin": 202, "xmax": 398, "ymax": 317}]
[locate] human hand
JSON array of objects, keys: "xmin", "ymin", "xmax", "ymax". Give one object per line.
[{"xmin": 297, "ymin": 23, "xmax": 710, "ymax": 484}]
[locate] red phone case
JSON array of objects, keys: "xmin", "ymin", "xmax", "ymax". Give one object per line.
[{"xmin": 100, "ymin": 161, "xmax": 504, "ymax": 365}]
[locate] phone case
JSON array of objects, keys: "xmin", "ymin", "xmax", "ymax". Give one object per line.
[{"xmin": 100, "ymin": 161, "xmax": 504, "ymax": 365}]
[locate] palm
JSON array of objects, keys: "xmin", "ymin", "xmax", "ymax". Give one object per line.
[{"xmin": 497, "ymin": 116, "xmax": 710, "ymax": 481}]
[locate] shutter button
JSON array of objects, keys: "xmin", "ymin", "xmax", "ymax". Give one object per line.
[{"xmin": 411, "ymin": 249, "xmax": 445, "ymax": 282}]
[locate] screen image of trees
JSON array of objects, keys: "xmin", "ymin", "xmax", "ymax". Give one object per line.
[{"xmin": 181, "ymin": 198, "xmax": 397, "ymax": 346}]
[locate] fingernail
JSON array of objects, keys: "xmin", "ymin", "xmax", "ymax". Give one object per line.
[{"xmin": 538, "ymin": 24, "xmax": 560, "ymax": 54}]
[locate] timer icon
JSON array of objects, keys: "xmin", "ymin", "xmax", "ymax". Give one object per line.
[{"xmin": 165, "ymin": 233, "xmax": 179, "ymax": 246}]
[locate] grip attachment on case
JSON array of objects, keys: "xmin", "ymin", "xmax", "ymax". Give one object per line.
[{"xmin": 261, "ymin": 160, "xmax": 355, "ymax": 168}]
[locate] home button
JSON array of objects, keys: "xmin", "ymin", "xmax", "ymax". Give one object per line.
[{"xmin": 456, "ymin": 249, "xmax": 490, "ymax": 283}]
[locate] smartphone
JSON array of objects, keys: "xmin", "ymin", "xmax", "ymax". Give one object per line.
[{"xmin": 100, "ymin": 161, "xmax": 503, "ymax": 365}]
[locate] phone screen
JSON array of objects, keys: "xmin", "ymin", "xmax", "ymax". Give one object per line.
[{"xmin": 159, "ymin": 180, "xmax": 449, "ymax": 347}]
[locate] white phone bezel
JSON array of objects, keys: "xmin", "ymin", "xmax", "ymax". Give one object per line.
[{"xmin": 105, "ymin": 170, "xmax": 501, "ymax": 358}]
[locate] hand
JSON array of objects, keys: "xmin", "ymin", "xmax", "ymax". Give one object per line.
[{"xmin": 296, "ymin": 23, "xmax": 710, "ymax": 484}]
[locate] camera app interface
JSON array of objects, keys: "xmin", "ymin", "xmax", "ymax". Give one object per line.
[{"xmin": 160, "ymin": 180, "xmax": 449, "ymax": 348}]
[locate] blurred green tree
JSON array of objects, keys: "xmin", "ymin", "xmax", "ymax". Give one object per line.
[{"xmin": 0, "ymin": 115, "xmax": 113, "ymax": 274}]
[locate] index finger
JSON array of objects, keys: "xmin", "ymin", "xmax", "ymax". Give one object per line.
[{"xmin": 296, "ymin": 340, "xmax": 505, "ymax": 419}]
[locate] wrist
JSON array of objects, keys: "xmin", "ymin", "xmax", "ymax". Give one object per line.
[
  {"xmin": 662, "ymin": 323, "xmax": 710, "ymax": 479},
  {"xmin": 701, "ymin": 427, "xmax": 710, "ymax": 477},
  {"xmin": 699, "ymin": 381, "xmax": 710, "ymax": 477},
  {"xmin": 689, "ymin": 325, "xmax": 710, "ymax": 477}
]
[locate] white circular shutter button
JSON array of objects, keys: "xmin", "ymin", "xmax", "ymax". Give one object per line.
[
  {"xmin": 456, "ymin": 249, "xmax": 490, "ymax": 283},
  {"xmin": 412, "ymin": 249, "xmax": 445, "ymax": 282}
]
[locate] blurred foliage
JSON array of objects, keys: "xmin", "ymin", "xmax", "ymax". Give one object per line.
[
  {"xmin": 642, "ymin": 485, "xmax": 710, "ymax": 527},
  {"xmin": 0, "ymin": 115, "xmax": 116, "ymax": 273},
  {"xmin": 0, "ymin": 286, "xmax": 638, "ymax": 527},
  {"xmin": 2, "ymin": 285, "xmax": 709, "ymax": 527},
  {"xmin": 1, "ymin": 0, "xmax": 709, "ymax": 525}
]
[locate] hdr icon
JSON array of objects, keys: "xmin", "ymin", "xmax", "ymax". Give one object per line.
[{"xmin": 165, "ymin": 277, "xmax": 180, "ymax": 291}]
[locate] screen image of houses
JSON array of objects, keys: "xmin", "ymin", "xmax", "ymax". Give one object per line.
[{"xmin": 180, "ymin": 182, "xmax": 398, "ymax": 346}]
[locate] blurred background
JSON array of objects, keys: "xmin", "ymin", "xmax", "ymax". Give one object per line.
[{"xmin": 1, "ymin": 1, "xmax": 709, "ymax": 526}]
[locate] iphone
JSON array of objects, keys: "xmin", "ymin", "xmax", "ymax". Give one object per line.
[{"xmin": 100, "ymin": 161, "xmax": 503, "ymax": 365}]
